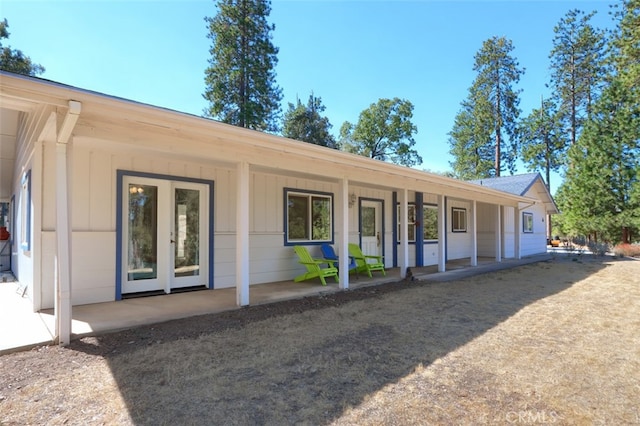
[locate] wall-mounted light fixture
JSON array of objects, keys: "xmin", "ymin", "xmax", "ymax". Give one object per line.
[
  {"xmin": 129, "ymin": 186, "xmax": 145, "ymax": 195},
  {"xmin": 348, "ymin": 193, "xmax": 357, "ymax": 208}
]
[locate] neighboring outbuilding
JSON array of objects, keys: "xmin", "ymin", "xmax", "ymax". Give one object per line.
[{"xmin": 0, "ymin": 71, "xmax": 558, "ymax": 344}]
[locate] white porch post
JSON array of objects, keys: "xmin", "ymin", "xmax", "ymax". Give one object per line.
[
  {"xmin": 437, "ymin": 194, "xmax": 446, "ymax": 272},
  {"xmin": 470, "ymin": 199, "xmax": 477, "ymax": 267},
  {"xmin": 495, "ymin": 204, "xmax": 502, "ymax": 263},
  {"xmin": 399, "ymin": 188, "xmax": 409, "ymax": 279},
  {"xmin": 55, "ymin": 101, "xmax": 81, "ymax": 346},
  {"xmin": 514, "ymin": 206, "xmax": 522, "ymax": 259},
  {"xmin": 55, "ymin": 142, "xmax": 72, "ymax": 346},
  {"xmin": 338, "ymin": 178, "xmax": 349, "ymax": 289},
  {"xmin": 236, "ymin": 161, "xmax": 250, "ymax": 306}
]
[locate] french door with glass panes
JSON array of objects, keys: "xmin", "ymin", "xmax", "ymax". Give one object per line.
[{"xmin": 121, "ymin": 176, "xmax": 209, "ymax": 295}]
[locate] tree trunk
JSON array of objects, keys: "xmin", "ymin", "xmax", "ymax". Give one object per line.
[{"xmin": 622, "ymin": 227, "xmax": 629, "ymax": 244}]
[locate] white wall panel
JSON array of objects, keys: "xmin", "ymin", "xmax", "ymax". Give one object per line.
[
  {"xmin": 215, "ymin": 169, "xmax": 235, "ymax": 233},
  {"xmin": 89, "ymin": 150, "xmax": 113, "ymax": 231},
  {"xmin": 520, "ymin": 202, "xmax": 547, "ymax": 256},
  {"xmin": 71, "ymin": 232, "xmax": 116, "ymax": 305},
  {"xmin": 423, "ymin": 243, "xmax": 438, "ymax": 266},
  {"xmin": 40, "ymin": 231, "xmax": 55, "ymax": 309},
  {"xmin": 41, "ymin": 140, "xmax": 56, "ymax": 231},
  {"xmin": 447, "ymin": 199, "xmax": 472, "ymax": 260},
  {"xmin": 72, "ymin": 145, "xmax": 91, "ymax": 229},
  {"xmin": 477, "ymin": 203, "xmax": 497, "ymax": 257},
  {"xmin": 503, "ymin": 206, "xmax": 515, "ymax": 258}
]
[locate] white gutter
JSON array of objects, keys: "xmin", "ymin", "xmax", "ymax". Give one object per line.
[
  {"xmin": 55, "ymin": 100, "xmax": 81, "ymax": 346},
  {"xmin": 0, "ymin": 72, "xmax": 533, "ymax": 207}
]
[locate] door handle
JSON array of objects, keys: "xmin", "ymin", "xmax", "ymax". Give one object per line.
[
  {"xmin": 377, "ymin": 232, "xmax": 380, "ymax": 247},
  {"xmin": 170, "ymin": 239, "xmax": 175, "ymax": 244}
]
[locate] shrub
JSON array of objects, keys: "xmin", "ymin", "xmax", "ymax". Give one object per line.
[
  {"xmin": 587, "ymin": 241, "xmax": 610, "ymax": 256},
  {"xmin": 612, "ymin": 244, "xmax": 640, "ymax": 258}
]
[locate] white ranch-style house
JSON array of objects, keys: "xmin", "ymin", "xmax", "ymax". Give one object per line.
[{"xmin": 0, "ymin": 71, "xmax": 557, "ymax": 344}]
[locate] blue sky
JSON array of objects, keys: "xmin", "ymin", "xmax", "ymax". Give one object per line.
[{"xmin": 1, "ymin": 0, "xmax": 616, "ymax": 193}]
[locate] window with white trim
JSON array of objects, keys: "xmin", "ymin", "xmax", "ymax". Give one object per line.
[
  {"xmin": 285, "ymin": 189, "xmax": 332, "ymax": 244},
  {"xmin": 452, "ymin": 207, "xmax": 467, "ymax": 233},
  {"xmin": 397, "ymin": 204, "xmax": 416, "ymax": 242},
  {"xmin": 523, "ymin": 212, "xmax": 534, "ymax": 233},
  {"xmin": 423, "ymin": 204, "xmax": 438, "ymax": 241}
]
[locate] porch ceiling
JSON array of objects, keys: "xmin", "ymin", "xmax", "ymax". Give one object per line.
[{"xmin": 0, "ymin": 108, "xmax": 18, "ymax": 201}]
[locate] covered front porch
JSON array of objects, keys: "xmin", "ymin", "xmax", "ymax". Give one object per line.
[{"xmin": 0, "ymin": 253, "xmax": 552, "ymax": 354}]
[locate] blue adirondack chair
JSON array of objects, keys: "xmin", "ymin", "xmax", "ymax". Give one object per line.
[{"xmin": 320, "ymin": 244, "xmax": 357, "ymax": 274}]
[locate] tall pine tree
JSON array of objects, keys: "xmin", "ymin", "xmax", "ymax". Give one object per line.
[
  {"xmin": 204, "ymin": 0, "xmax": 282, "ymax": 132},
  {"xmin": 448, "ymin": 92, "xmax": 495, "ymax": 179},
  {"xmin": 517, "ymin": 98, "xmax": 566, "ymax": 190},
  {"xmin": 548, "ymin": 9, "xmax": 608, "ymax": 148},
  {"xmin": 449, "ymin": 36, "xmax": 524, "ymax": 178},
  {"xmin": 560, "ymin": 80, "xmax": 639, "ymax": 242},
  {"xmin": 557, "ymin": 1, "xmax": 639, "ymax": 243},
  {"xmin": 282, "ymin": 94, "xmax": 337, "ymax": 148},
  {"xmin": 611, "ymin": 0, "xmax": 639, "ymax": 91}
]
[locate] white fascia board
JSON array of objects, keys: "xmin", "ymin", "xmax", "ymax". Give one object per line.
[{"xmin": 2, "ymin": 72, "xmax": 533, "ymax": 207}]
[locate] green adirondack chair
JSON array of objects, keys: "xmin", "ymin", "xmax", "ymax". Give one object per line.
[
  {"xmin": 293, "ymin": 246, "xmax": 339, "ymax": 286},
  {"xmin": 348, "ymin": 243, "xmax": 386, "ymax": 278}
]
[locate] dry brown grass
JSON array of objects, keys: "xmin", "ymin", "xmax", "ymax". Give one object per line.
[{"xmin": 1, "ymin": 256, "xmax": 639, "ymax": 425}]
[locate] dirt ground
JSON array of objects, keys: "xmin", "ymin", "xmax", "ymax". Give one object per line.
[{"xmin": 1, "ymin": 254, "xmax": 639, "ymax": 425}]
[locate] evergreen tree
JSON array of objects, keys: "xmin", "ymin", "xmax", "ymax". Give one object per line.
[
  {"xmin": 449, "ymin": 36, "xmax": 524, "ymax": 178},
  {"xmin": 559, "ymin": 80, "xmax": 639, "ymax": 243},
  {"xmin": 204, "ymin": 0, "xmax": 282, "ymax": 132},
  {"xmin": 611, "ymin": 0, "xmax": 640, "ymax": 91},
  {"xmin": 448, "ymin": 93, "xmax": 495, "ymax": 179},
  {"xmin": 282, "ymin": 94, "xmax": 337, "ymax": 148},
  {"xmin": 0, "ymin": 19, "xmax": 45, "ymax": 76},
  {"xmin": 517, "ymin": 98, "xmax": 566, "ymax": 189},
  {"xmin": 548, "ymin": 9, "xmax": 608, "ymax": 147},
  {"xmin": 339, "ymin": 98, "xmax": 421, "ymax": 167}
]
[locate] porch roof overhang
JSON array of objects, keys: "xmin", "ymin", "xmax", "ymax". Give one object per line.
[{"xmin": 0, "ymin": 72, "xmax": 536, "ymax": 207}]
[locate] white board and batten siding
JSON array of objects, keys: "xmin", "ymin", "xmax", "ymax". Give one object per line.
[
  {"xmin": 476, "ymin": 203, "xmax": 498, "ymax": 258},
  {"xmin": 503, "ymin": 206, "xmax": 516, "ymax": 258},
  {"xmin": 446, "ymin": 199, "xmax": 472, "ymax": 261},
  {"xmin": 519, "ymin": 199, "xmax": 548, "ymax": 257},
  {"xmin": 59, "ymin": 139, "xmax": 401, "ymax": 306},
  {"xmin": 54, "ymin": 138, "xmax": 240, "ymax": 306}
]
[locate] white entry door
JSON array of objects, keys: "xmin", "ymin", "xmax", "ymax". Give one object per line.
[
  {"xmin": 121, "ymin": 176, "xmax": 209, "ymax": 295},
  {"xmin": 361, "ymin": 200, "xmax": 383, "ymax": 258}
]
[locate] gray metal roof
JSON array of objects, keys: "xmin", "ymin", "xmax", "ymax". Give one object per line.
[{"xmin": 468, "ymin": 173, "xmax": 543, "ymax": 196}]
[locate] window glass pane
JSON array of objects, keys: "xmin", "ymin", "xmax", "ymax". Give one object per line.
[
  {"xmin": 175, "ymin": 188, "xmax": 200, "ymax": 277},
  {"xmin": 408, "ymin": 205, "xmax": 416, "ymax": 224},
  {"xmin": 362, "ymin": 206, "xmax": 375, "ymax": 237},
  {"xmin": 396, "ymin": 204, "xmax": 416, "ymax": 242},
  {"xmin": 523, "ymin": 212, "xmax": 534, "ymax": 233},
  {"xmin": 452, "ymin": 208, "xmax": 466, "ymax": 232},
  {"xmin": 423, "ymin": 206, "xmax": 438, "ymax": 240},
  {"xmin": 312, "ymin": 196, "xmax": 331, "ymax": 241},
  {"xmin": 128, "ymin": 184, "xmax": 158, "ymax": 281},
  {"xmin": 408, "ymin": 224, "xmax": 415, "ymax": 241},
  {"xmin": 288, "ymin": 195, "xmax": 309, "ymax": 240}
]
